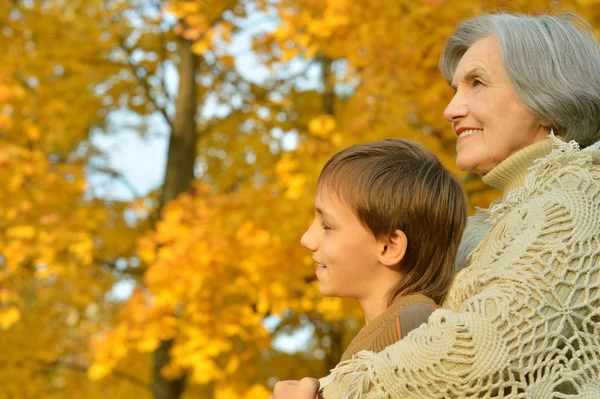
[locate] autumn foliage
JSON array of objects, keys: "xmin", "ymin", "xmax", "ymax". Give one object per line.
[{"xmin": 2, "ymin": 0, "xmax": 600, "ymax": 397}]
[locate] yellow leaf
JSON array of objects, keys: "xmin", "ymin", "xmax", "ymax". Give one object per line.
[
  {"xmin": 309, "ymin": 115, "xmax": 336, "ymax": 137},
  {"xmin": 7, "ymin": 174, "xmax": 24, "ymax": 192},
  {"xmin": 304, "ymin": 44, "xmax": 318, "ymax": 59},
  {"xmin": 27, "ymin": 125, "xmax": 40, "ymax": 141},
  {"xmin": 190, "ymin": 360, "xmax": 217, "ymax": 384},
  {"xmin": 285, "ymin": 175, "xmax": 307, "ymax": 199},
  {"xmin": 137, "ymin": 336, "xmax": 159, "ymax": 352},
  {"xmin": 0, "ymin": 85, "xmax": 13, "ymax": 102},
  {"xmin": 225, "ymin": 355, "xmax": 239, "ymax": 373},
  {"xmin": 162, "ymin": 362, "xmax": 186, "ymax": 380},
  {"xmin": 281, "ymin": 47, "xmax": 299, "ymax": 61},
  {"xmin": 245, "ymin": 384, "xmax": 271, "ymax": 399},
  {"xmin": 275, "ymin": 156, "xmax": 299, "ymax": 177},
  {"xmin": 69, "ymin": 240, "xmax": 93, "ymax": 263},
  {"xmin": 0, "ymin": 307, "xmax": 21, "ymax": 330},
  {"xmin": 180, "ymin": 2, "xmax": 200, "ymax": 14},
  {"xmin": 192, "ymin": 39, "xmax": 211, "ymax": 54},
  {"xmin": 223, "ymin": 324, "xmax": 244, "ymax": 337},
  {"xmin": 88, "ymin": 362, "xmax": 111, "ymax": 381},
  {"xmin": 6, "ymin": 225, "xmax": 36, "ymax": 240},
  {"xmin": 137, "ymin": 237, "xmax": 156, "ymax": 263},
  {"xmin": 235, "ymin": 220, "xmax": 255, "ymax": 240}
]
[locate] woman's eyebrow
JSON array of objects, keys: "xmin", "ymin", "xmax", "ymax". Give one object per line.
[{"xmin": 451, "ymin": 67, "xmax": 487, "ymax": 91}]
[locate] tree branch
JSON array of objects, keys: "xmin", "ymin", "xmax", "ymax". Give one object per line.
[
  {"xmin": 117, "ymin": 36, "xmax": 172, "ymax": 128},
  {"xmin": 87, "ymin": 163, "xmax": 141, "ymax": 199},
  {"xmin": 38, "ymin": 359, "xmax": 152, "ymax": 391},
  {"xmin": 98, "ymin": 257, "xmax": 146, "ymax": 277}
]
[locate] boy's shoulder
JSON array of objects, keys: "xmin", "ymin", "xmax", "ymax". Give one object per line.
[
  {"xmin": 373, "ymin": 294, "xmax": 437, "ymax": 350},
  {"xmin": 394, "ymin": 295, "xmax": 437, "ymax": 339},
  {"xmin": 341, "ymin": 294, "xmax": 437, "ymax": 362}
]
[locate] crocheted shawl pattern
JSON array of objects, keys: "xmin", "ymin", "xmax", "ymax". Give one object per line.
[{"xmin": 321, "ymin": 137, "xmax": 600, "ymax": 398}]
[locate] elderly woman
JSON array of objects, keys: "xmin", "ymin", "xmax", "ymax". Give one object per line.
[{"xmin": 273, "ymin": 12, "xmax": 600, "ymax": 399}]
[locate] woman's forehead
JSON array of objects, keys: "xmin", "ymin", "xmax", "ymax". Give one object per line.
[
  {"xmin": 458, "ymin": 37, "xmax": 500, "ymax": 68},
  {"xmin": 452, "ymin": 37, "xmax": 504, "ymax": 82}
]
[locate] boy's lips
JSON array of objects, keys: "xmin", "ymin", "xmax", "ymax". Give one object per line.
[{"xmin": 315, "ymin": 261, "xmax": 327, "ymax": 276}]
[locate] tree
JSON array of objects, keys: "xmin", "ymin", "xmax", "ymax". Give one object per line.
[
  {"xmin": 3, "ymin": 0, "xmax": 600, "ymax": 398},
  {"xmin": 0, "ymin": 0, "xmax": 155, "ymax": 396}
]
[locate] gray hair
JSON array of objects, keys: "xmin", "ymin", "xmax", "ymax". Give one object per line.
[{"xmin": 440, "ymin": 13, "xmax": 600, "ymax": 147}]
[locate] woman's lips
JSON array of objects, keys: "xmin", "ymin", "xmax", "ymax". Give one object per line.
[
  {"xmin": 457, "ymin": 128, "xmax": 482, "ymax": 146},
  {"xmin": 458, "ymin": 128, "xmax": 482, "ymax": 138}
]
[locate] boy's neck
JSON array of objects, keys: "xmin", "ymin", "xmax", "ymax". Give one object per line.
[
  {"xmin": 359, "ymin": 294, "xmax": 389, "ymax": 324},
  {"xmin": 359, "ymin": 268, "xmax": 404, "ymax": 324}
]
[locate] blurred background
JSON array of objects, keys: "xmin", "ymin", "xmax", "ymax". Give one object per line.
[{"xmin": 1, "ymin": 0, "xmax": 599, "ymax": 397}]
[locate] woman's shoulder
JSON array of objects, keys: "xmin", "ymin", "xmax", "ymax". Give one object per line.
[
  {"xmin": 488, "ymin": 138, "xmax": 600, "ymax": 225},
  {"xmin": 520, "ymin": 141, "xmax": 600, "ymax": 223},
  {"xmin": 530, "ymin": 137, "xmax": 600, "ymax": 189}
]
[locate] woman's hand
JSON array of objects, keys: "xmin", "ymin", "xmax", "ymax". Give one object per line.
[{"xmin": 271, "ymin": 377, "xmax": 320, "ymax": 399}]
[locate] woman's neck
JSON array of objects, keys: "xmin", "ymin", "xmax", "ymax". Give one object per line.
[{"xmin": 482, "ymin": 138, "xmax": 555, "ymax": 198}]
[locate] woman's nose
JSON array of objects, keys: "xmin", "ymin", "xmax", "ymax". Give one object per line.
[
  {"xmin": 443, "ymin": 92, "xmax": 468, "ymax": 122},
  {"xmin": 300, "ymin": 224, "xmax": 318, "ymax": 252}
]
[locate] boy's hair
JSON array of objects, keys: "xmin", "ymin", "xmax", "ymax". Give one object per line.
[{"xmin": 318, "ymin": 138, "xmax": 468, "ymax": 305}]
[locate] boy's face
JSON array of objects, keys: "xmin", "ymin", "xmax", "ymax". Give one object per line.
[{"xmin": 300, "ymin": 187, "xmax": 383, "ymax": 299}]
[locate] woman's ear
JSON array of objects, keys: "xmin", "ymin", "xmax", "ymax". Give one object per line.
[{"xmin": 378, "ymin": 229, "xmax": 407, "ymax": 267}]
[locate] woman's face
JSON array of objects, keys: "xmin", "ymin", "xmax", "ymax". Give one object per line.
[{"xmin": 443, "ymin": 36, "xmax": 549, "ymax": 175}]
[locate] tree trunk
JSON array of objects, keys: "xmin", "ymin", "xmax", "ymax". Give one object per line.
[
  {"xmin": 152, "ymin": 36, "xmax": 198, "ymax": 399},
  {"xmin": 158, "ymin": 37, "xmax": 198, "ymax": 210},
  {"xmin": 152, "ymin": 340, "xmax": 187, "ymax": 399},
  {"xmin": 320, "ymin": 56, "xmax": 335, "ymax": 116}
]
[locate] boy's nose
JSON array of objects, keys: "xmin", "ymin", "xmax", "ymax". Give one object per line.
[{"xmin": 300, "ymin": 226, "xmax": 318, "ymax": 252}]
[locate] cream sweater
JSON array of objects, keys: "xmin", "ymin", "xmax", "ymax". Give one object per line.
[{"xmin": 320, "ymin": 136, "xmax": 600, "ymax": 398}]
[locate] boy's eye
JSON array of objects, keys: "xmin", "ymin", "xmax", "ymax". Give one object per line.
[{"xmin": 320, "ymin": 221, "xmax": 331, "ymax": 230}]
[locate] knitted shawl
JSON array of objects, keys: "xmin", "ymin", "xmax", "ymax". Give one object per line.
[{"xmin": 320, "ymin": 136, "xmax": 600, "ymax": 398}]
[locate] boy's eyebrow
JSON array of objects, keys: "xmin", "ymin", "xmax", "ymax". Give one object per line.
[{"xmin": 315, "ymin": 207, "xmax": 334, "ymax": 220}]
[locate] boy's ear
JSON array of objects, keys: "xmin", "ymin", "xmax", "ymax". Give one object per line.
[{"xmin": 378, "ymin": 229, "xmax": 407, "ymax": 267}]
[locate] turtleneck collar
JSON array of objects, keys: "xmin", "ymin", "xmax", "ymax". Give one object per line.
[{"xmin": 482, "ymin": 138, "xmax": 556, "ymax": 198}]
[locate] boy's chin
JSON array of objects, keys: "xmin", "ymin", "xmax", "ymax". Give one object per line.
[
  {"xmin": 317, "ymin": 282, "xmax": 336, "ymax": 297},
  {"xmin": 318, "ymin": 283, "xmax": 351, "ymax": 298}
]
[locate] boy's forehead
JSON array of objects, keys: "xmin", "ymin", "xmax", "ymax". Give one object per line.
[
  {"xmin": 315, "ymin": 185, "xmax": 341, "ymax": 205},
  {"xmin": 315, "ymin": 185, "xmax": 356, "ymax": 214}
]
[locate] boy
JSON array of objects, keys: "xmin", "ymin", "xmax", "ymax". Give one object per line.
[{"xmin": 300, "ymin": 138, "xmax": 467, "ymax": 362}]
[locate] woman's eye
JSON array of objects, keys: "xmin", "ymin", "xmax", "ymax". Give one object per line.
[
  {"xmin": 473, "ymin": 79, "xmax": 484, "ymax": 87},
  {"xmin": 320, "ymin": 221, "xmax": 331, "ymax": 230}
]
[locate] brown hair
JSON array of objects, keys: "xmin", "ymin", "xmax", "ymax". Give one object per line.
[{"xmin": 318, "ymin": 139, "xmax": 467, "ymax": 305}]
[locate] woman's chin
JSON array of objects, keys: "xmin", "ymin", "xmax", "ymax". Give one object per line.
[
  {"xmin": 456, "ymin": 155, "xmax": 489, "ymax": 175},
  {"xmin": 455, "ymin": 157, "xmax": 476, "ymax": 174}
]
